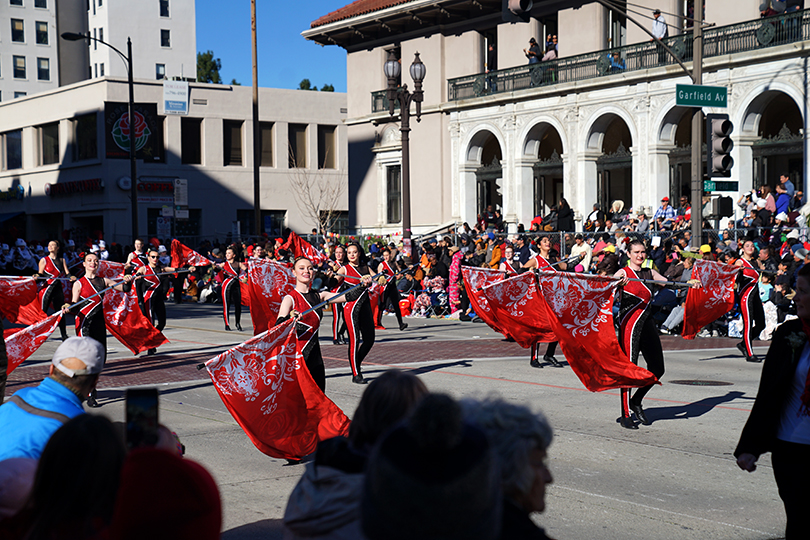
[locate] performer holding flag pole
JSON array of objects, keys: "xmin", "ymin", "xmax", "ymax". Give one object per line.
[{"xmin": 35, "ymin": 240, "xmax": 75, "ymax": 341}]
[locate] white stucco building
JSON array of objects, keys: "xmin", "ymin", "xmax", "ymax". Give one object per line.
[{"xmin": 304, "ymin": 0, "xmax": 808, "ymax": 234}]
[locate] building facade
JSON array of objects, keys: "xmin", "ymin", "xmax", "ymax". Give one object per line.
[
  {"xmin": 304, "ymin": 0, "xmax": 808, "ymax": 234},
  {"xmin": 0, "ymin": 77, "xmax": 348, "ymax": 245}
]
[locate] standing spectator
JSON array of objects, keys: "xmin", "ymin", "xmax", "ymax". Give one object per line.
[
  {"xmin": 776, "ymin": 183, "xmax": 792, "ymax": 216},
  {"xmin": 523, "ymin": 38, "xmax": 541, "ymax": 64},
  {"xmin": 760, "ymin": 185, "xmax": 777, "ymax": 212},
  {"xmin": 778, "ymin": 173, "xmax": 796, "ymax": 199},
  {"xmin": 790, "ymin": 189, "xmax": 805, "ymax": 211},
  {"xmin": 482, "ymin": 205, "xmax": 499, "ymax": 231},
  {"xmin": 513, "ymin": 235, "xmax": 532, "ymax": 266},
  {"xmin": 654, "ymin": 197, "xmax": 677, "ymax": 230},
  {"xmin": 651, "ymin": 9, "xmax": 668, "ymax": 63},
  {"xmin": 557, "ymin": 197, "xmax": 575, "ymax": 232},
  {"xmin": 486, "ymin": 43, "xmax": 497, "ymax": 92},
  {"xmin": 636, "ymin": 212, "xmax": 650, "ymax": 233},
  {"xmin": 735, "ymin": 264, "xmax": 810, "ymax": 539},
  {"xmin": 570, "ymin": 234, "xmax": 593, "ymax": 271}
]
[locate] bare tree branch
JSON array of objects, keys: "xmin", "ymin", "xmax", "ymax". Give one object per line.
[{"xmin": 288, "ymin": 147, "xmax": 347, "ymax": 237}]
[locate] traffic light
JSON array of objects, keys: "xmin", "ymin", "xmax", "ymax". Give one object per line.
[
  {"xmin": 707, "ymin": 113, "xmax": 734, "ymax": 178},
  {"xmin": 711, "ymin": 196, "xmax": 734, "ymax": 217},
  {"xmin": 503, "ymin": 0, "xmax": 532, "ymax": 23}
]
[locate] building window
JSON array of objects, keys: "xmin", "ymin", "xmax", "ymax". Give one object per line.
[
  {"xmin": 99, "ymin": 63, "xmax": 104, "ymax": 76},
  {"xmin": 98, "ymin": 27, "xmax": 103, "ymax": 44},
  {"xmin": 11, "ymin": 0, "xmax": 24, "ymax": 6},
  {"xmin": 73, "ymin": 113, "xmax": 97, "ymax": 161},
  {"xmin": 323, "ymin": 210, "xmax": 349, "ymax": 235},
  {"xmin": 223, "ymin": 120, "xmax": 243, "ymax": 166},
  {"xmin": 160, "ymin": 29, "xmax": 170, "ymax": 47},
  {"xmin": 160, "ymin": 0, "xmax": 169, "ymax": 17},
  {"xmin": 98, "ymin": 0, "xmax": 102, "ymax": 6},
  {"xmin": 260, "ymin": 122, "xmax": 273, "ymax": 166},
  {"xmin": 93, "ymin": 28, "xmax": 96, "ymax": 50},
  {"xmin": 236, "ymin": 209, "xmax": 285, "ymax": 237},
  {"xmin": 288, "ymin": 124, "xmax": 307, "ymax": 168},
  {"xmin": 155, "ymin": 63, "xmax": 165, "ymax": 80},
  {"xmin": 13, "ymin": 56, "xmax": 26, "ymax": 79},
  {"xmin": 181, "ymin": 117, "xmax": 202, "ymax": 164},
  {"xmin": 94, "ymin": 63, "xmax": 97, "ymax": 78},
  {"xmin": 386, "ymin": 165, "xmax": 402, "ymax": 224},
  {"xmin": 317, "ymin": 125, "xmax": 336, "ymax": 169},
  {"xmin": 4, "ymin": 130, "xmax": 23, "ymax": 171},
  {"xmin": 40, "ymin": 122, "xmax": 59, "ymax": 165},
  {"xmin": 35, "ymin": 21, "xmax": 48, "ymax": 44},
  {"xmin": 37, "ymin": 58, "xmax": 49, "ymax": 80},
  {"xmin": 14, "ymin": 92, "xmax": 26, "ymax": 99},
  {"xmin": 11, "ymin": 19, "xmax": 24, "ymax": 42},
  {"xmin": 35, "ymin": 0, "xmax": 48, "ymax": 6}
]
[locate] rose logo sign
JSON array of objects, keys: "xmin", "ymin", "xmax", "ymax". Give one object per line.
[{"xmin": 112, "ymin": 111, "xmax": 151, "ymax": 153}]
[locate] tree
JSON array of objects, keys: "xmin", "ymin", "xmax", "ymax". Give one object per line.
[
  {"xmin": 320, "ymin": 84, "xmax": 335, "ymax": 92},
  {"xmin": 288, "ymin": 148, "xmax": 346, "ymax": 236},
  {"xmin": 230, "ymin": 78, "xmax": 241, "ymax": 86},
  {"xmin": 197, "ymin": 51, "xmax": 222, "ymax": 84},
  {"xmin": 298, "ymin": 78, "xmax": 313, "ymax": 91}
]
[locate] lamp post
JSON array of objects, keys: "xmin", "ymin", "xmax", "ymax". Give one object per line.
[
  {"xmin": 62, "ymin": 32, "xmax": 138, "ymax": 242},
  {"xmin": 385, "ymin": 51, "xmax": 425, "ymax": 257}
]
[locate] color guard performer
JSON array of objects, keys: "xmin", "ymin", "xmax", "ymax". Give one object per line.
[
  {"xmin": 376, "ymin": 247, "xmax": 408, "ymax": 332},
  {"xmin": 336, "ymin": 242, "xmax": 376, "ymax": 384},
  {"xmin": 125, "ymin": 238, "xmax": 148, "ymax": 272},
  {"xmin": 522, "ymin": 236, "xmax": 564, "ymax": 368},
  {"xmin": 36, "ymin": 240, "xmax": 75, "ymax": 341},
  {"xmin": 736, "ymin": 239, "xmax": 765, "ymax": 363},
  {"xmin": 136, "ymin": 247, "xmax": 191, "ymax": 355},
  {"xmin": 217, "ymin": 246, "xmax": 247, "ymax": 331}
]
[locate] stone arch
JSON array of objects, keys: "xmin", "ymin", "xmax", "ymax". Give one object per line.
[
  {"xmin": 583, "ymin": 105, "xmax": 638, "ymax": 152},
  {"xmin": 520, "ymin": 116, "xmax": 567, "ymax": 158},
  {"xmin": 463, "ymin": 124, "xmax": 506, "ymax": 165},
  {"xmin": 737, "ymin": 84, "xmax": 804, "ymax": 137}
]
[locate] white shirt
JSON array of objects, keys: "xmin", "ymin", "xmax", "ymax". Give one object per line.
[
  {"xmin": 652, "ymin": 15, "xmax": 667, "ymax": 40},
  {"xmin": 777, "ymin": 342, "xmax": 810, "ymax": 445}
]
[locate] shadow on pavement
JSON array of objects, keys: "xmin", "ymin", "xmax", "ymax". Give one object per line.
[
  {"xmin": 646, "ymin": 391, "xmax": 751, "ymax": 423},
  {"xmin": 222, "ymin": 518, "xmax": 286, "ymax": 540}
]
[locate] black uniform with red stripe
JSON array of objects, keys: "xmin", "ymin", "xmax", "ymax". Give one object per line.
[
  {"xmin": 284, "ymin": 289, "xmax": 326, "ymax": 391},
  {"xmin": 617, "ymin": 267, "xmax": 664, "ymax": 419},
  {"xmin": 341, "ymin": 263, "xmax": 375, "ymax": 379},
  {"xmin": 379, "ymin": 260, "xmax": 405, "ymax": 329},
  {"xmin": 530, "ymin": 254, "xmax": 559, "ymax": 364},
  {"xmin": 39, "ymin": 255, "xmax": 69, "ymax": 339},
  {"xmin": 136, "ymin": 265, "xmax": 167, "ymax": 332},
  {"xmin": 221, "ymin": 261, "xmax": 242, "ymax": 329},
  {"xmin": 128, "ymin": 251, "xmax": 148, "ymax": 273},
  {"xmin": 737, "ymin": 258, "xmax": 765, "ymax": 358}
]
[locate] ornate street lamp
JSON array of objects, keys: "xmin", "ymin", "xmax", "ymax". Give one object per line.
[{"xmin": 385, "ymin": 51, "xmax": 425, "ymax": 257}]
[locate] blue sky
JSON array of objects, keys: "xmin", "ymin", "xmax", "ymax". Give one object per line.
[{"xmin": 196, "ymin": 0, "xmax": 349, "ymax": 92}]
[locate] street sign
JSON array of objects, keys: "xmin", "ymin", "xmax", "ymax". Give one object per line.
[
  {"xmin": 704, "ymin": 180, "xmax": 738, "ymax": 191},
  {"xmin": 676, "ymin": 84, "xmax": 727, "ymax": 108}
]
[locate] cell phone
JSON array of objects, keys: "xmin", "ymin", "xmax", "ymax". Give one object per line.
[{"xmin": 125, "ymin": 388, "xmax": 159, "ymax": 450}]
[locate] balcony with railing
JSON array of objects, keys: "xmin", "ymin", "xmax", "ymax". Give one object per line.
[
  {"xmin": 371, "ymin": 89, "xmax": 400, "ymax": 114},
  {"xmin": 443, "ymin": 9, "xmax": 809, "ymax": 102}
]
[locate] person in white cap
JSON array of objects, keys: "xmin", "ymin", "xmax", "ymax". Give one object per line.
[
  {"xmin": 0, "ymin": 337, "xmax": 105, "ymax": 460},
  {"xmin": 11, "ymin": 239, "xmax": 36, "ymax": 275},
  {"xmin": 98, "ymin": 240, "xmax": 109, "ymax": 261},
  {"xmin": 0, "ymin": 244, "xmax": 10, "ymax": 272}
]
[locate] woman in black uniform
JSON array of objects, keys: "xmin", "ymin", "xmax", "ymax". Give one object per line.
[
  {"xmin": 217, "ymin": 246, "xmax": 247, "ymax": 331},
  {"xmin": 336, "ymin": 242, "xmax": 376, "ymax": 384},
  {"xmin": 135, "ymin": 247, "xmax": 190, "ymax": 355},
  {"xmin": 36, "ymin": 240, "xmax": 75, "ymax": 341}
]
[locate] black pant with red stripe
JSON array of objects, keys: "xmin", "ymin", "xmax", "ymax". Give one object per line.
[
  {"xmin": 739, "ymin": 282, "xmax": 765, "ymax": 357},
  {"xmin": 344, "ymin": 297, "xmax": 375, "ymax": 378},
  {"xmin": 42, "ymin": 282, "xmax": 68, "ymax": 339},
  {"xmin": 619, "ymin": 315, "xmax": 664, "ymax": 418},
  {"xmin": 222, "ymin": 279, "xmax": 241, "ymax": 328}
]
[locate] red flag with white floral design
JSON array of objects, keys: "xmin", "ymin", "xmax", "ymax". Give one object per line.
[
  {"xmin": 279, "ymin": 232, "xmax": 328, "ymax": 266},
  {"xmin": 205, "ymin": 320, "xmax": 350, "ymax": 460},
  {"xmin": 461, "ymin": 267, "xmax": 511, "ymax": 338},
  {"xmin": 682, "ymin": 259, "xmax": 738, "ymax": 340},
  {"xmin": 245, "ymin": 259, "xmax": 295, "ymax": 334},
  {"xmin": 97, "ymin": 261, "xmax": 126, "ymax": 279},
  {"xmin": 0, "ymin": 277, "xmax": 47, "ymax": 326},
  {"xmin": 103, "ymin": 287, "xmax": 169, "ymax": 355},
  {"xmin": 171, "ymin": 239, "xmax": 214, "ymax": 268},
  {"xmin": 479, "ymin": 271, "xmax": 556, "ymax": 347},
  {"xmin": 535, "ymin": 272, "xmax": 657, "ymax": 392},
  {"xmin": 5, "ymin": 313, "xmax": 63, "ymax": 375}
]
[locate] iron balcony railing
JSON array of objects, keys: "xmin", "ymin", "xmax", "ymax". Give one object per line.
[
  {"xmin": 371, "ymin": 89, "xmax": 400, "ymax": 114},
  {"xmin": 445, "ymin": 8, "xmax": 809, "ymax": 102}
]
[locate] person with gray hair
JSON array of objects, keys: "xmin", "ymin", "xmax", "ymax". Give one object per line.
[{"xmin": 462, "ymin": 397, "xmax": 555, "ymax": 540}]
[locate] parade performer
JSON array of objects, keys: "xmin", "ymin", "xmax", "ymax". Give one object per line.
[
  {"xmin": 325, "ymin": 244, "xmax": 348, "ymax": 345},
  {"xmin": 736, "ymin": 239, "xmax": 765, "ymax": 362},
  {"xmin": 276, "ymin": 256, "xmax": 372, "ymax": 391},
  {"xmin": 136, "ymin": 247, "xmax": 191, "ymax": 355},
  {"xmin": 217, "ymin": 246, "xmax": 247, "ymax": 332},
  {"xmin": 522, "ymin": 236, "xmax": 563, "ymax": 368},
  {"xmin": 125, "ymin": 238, "xmax": 148, "ymax": 272},
  {"xmin": 336, "ymin": 242, "xmax": 376, "ymax": 384},
  {"xmin": 376, "ymin": 247, "xmax": 408, "ymax": 332},
  {"xmin": 62, "ymin": 252, "xmax": 133, "ymax": 407},
  {"xmin": 614, "ymin": 240, "xmax": 667, "ymax": 429},
  {"xmin": 35, "ymin": 240, "xmax": 74, "ymax": 341},
  {"xmin": 498, "ymin": 245, "xmax": 517, "ymax": 273}
]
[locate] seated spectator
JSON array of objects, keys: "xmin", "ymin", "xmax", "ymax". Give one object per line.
[
  {"xmin": 773, "ymin": 274, "xmax": 796, "ymax": 323},
  {"xmin": 283, "ymin": 370, "xmax": 428, "ymax": 540},
  {"xmin": 654, "ymin": 197, "xmax": 676, "ymax": 230},
  {"xmin": 569, "ymin": 234, "xmax": 593, "ymax": 271},
  {"xmin": 759, "ymin": 273, "xmax": 775, "ymax": 304},
  {"xmin": 0, "ymin": 414, "xmax": 125, "ymax": 539},
  {"xmin": 462, "ymin": 398, "xmax": 555, "ymax": 540},
  {"xmin": 607, "ymin": 51, "xmax": 625, "ymax": 72},
  {"xmin": 104, "ymin": 448, "xmax": 221, "ymax": 540},
  {"xmin": 361, "ymin": 394, "xmax": 500, "ymax": 540},
  {"xmin": 0, "ymin": 337, "xmax": 104, "ymax": 461}
]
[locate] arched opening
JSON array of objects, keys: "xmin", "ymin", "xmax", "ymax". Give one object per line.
[
  {"xmin": 659, "ymin": 106, "xmax": 702, "ymax": 203},
  {"xmin": 524, "ymin": 122, "xmax": 564, "ymax": 218},
  {"xmin": 746, "ymin": 91, "xmax": 804, "ymax": 191},
  {"xmin": 589, "ymin": 114, "xmax": 633, "ymax": 214},
  {"xmin": 467, "ymin": 130, "xmax": 504, "ymax": 213}
]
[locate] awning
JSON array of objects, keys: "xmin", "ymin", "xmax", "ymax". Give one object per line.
[{"xmin": 0, "ymin": 212, "xmax": 23, "ymax": 224}]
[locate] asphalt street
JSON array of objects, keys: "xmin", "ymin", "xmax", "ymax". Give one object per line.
[{"xmin": 4, "ymin": 304, "xmax": 784, "ymax": 539}]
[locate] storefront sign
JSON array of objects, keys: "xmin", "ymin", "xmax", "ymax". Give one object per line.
[
  {"xmin": 137, "ymin": 180, "xmax": 174, "ymax": 204},
  {"xmin": 163, "ymin": 81, "xmax": 189, "ymax": 115},
  {"xmin": 0, "ymin": 185, "xmax": 25, "ymax": 201},
  {"xmin": 104, "ymin": 102, "xmax": 164, "ymax": 161},
  {"xmin": 45, "ymin": 179, "xmax": 104, "ymax": 197}
]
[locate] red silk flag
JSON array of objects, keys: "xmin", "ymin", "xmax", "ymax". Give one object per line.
[
  {"xmin": 280, "ymin": 232, "xmax": 328, "ymax": 266},
  {"xmin": 104, "ymin": 288, "xmax": 169, "ymax": 355},
  {"xmin": 461, "ymin": 267, "xmax": 511, "ymax": 337},
  {"xmin": 205, "ymin": 321, "xmax": 351, "ymax": 460},
  {"xmin": 245, "ymin": 260, "xmax": 295, "ymax": 334},
  {"xmin": 479, "ymin": 271, "xmax": 556, "ymax": 347},
  {"xmin": 535, "ymin": 272, "xmax": 658, "ymax": 392},
  {"xmin": 171, "ymin": 239, "xmax": 214, "ymax": 268},
  {"xmin": 97, "ymin": 261, "xmax": 126, "ymax": 279},
  {"xmin": 0, "ymin": 277, "xmax": 46, "ymax": 325},
  {"xmin": 682, "ymin": 259, "xmax": 739, "ymax": 340},
  {"xmin": 5, "ymin": 313, "xmax": 63, "ymax": 375}
]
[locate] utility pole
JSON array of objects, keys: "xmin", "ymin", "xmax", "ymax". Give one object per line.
[
  {"xmin": 690, "ymin": 5, "xmax": 704, "ymax": 245},
  {"xmin": 251, "ymin": 0, "xmax": 261, "ymax": 240}
]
